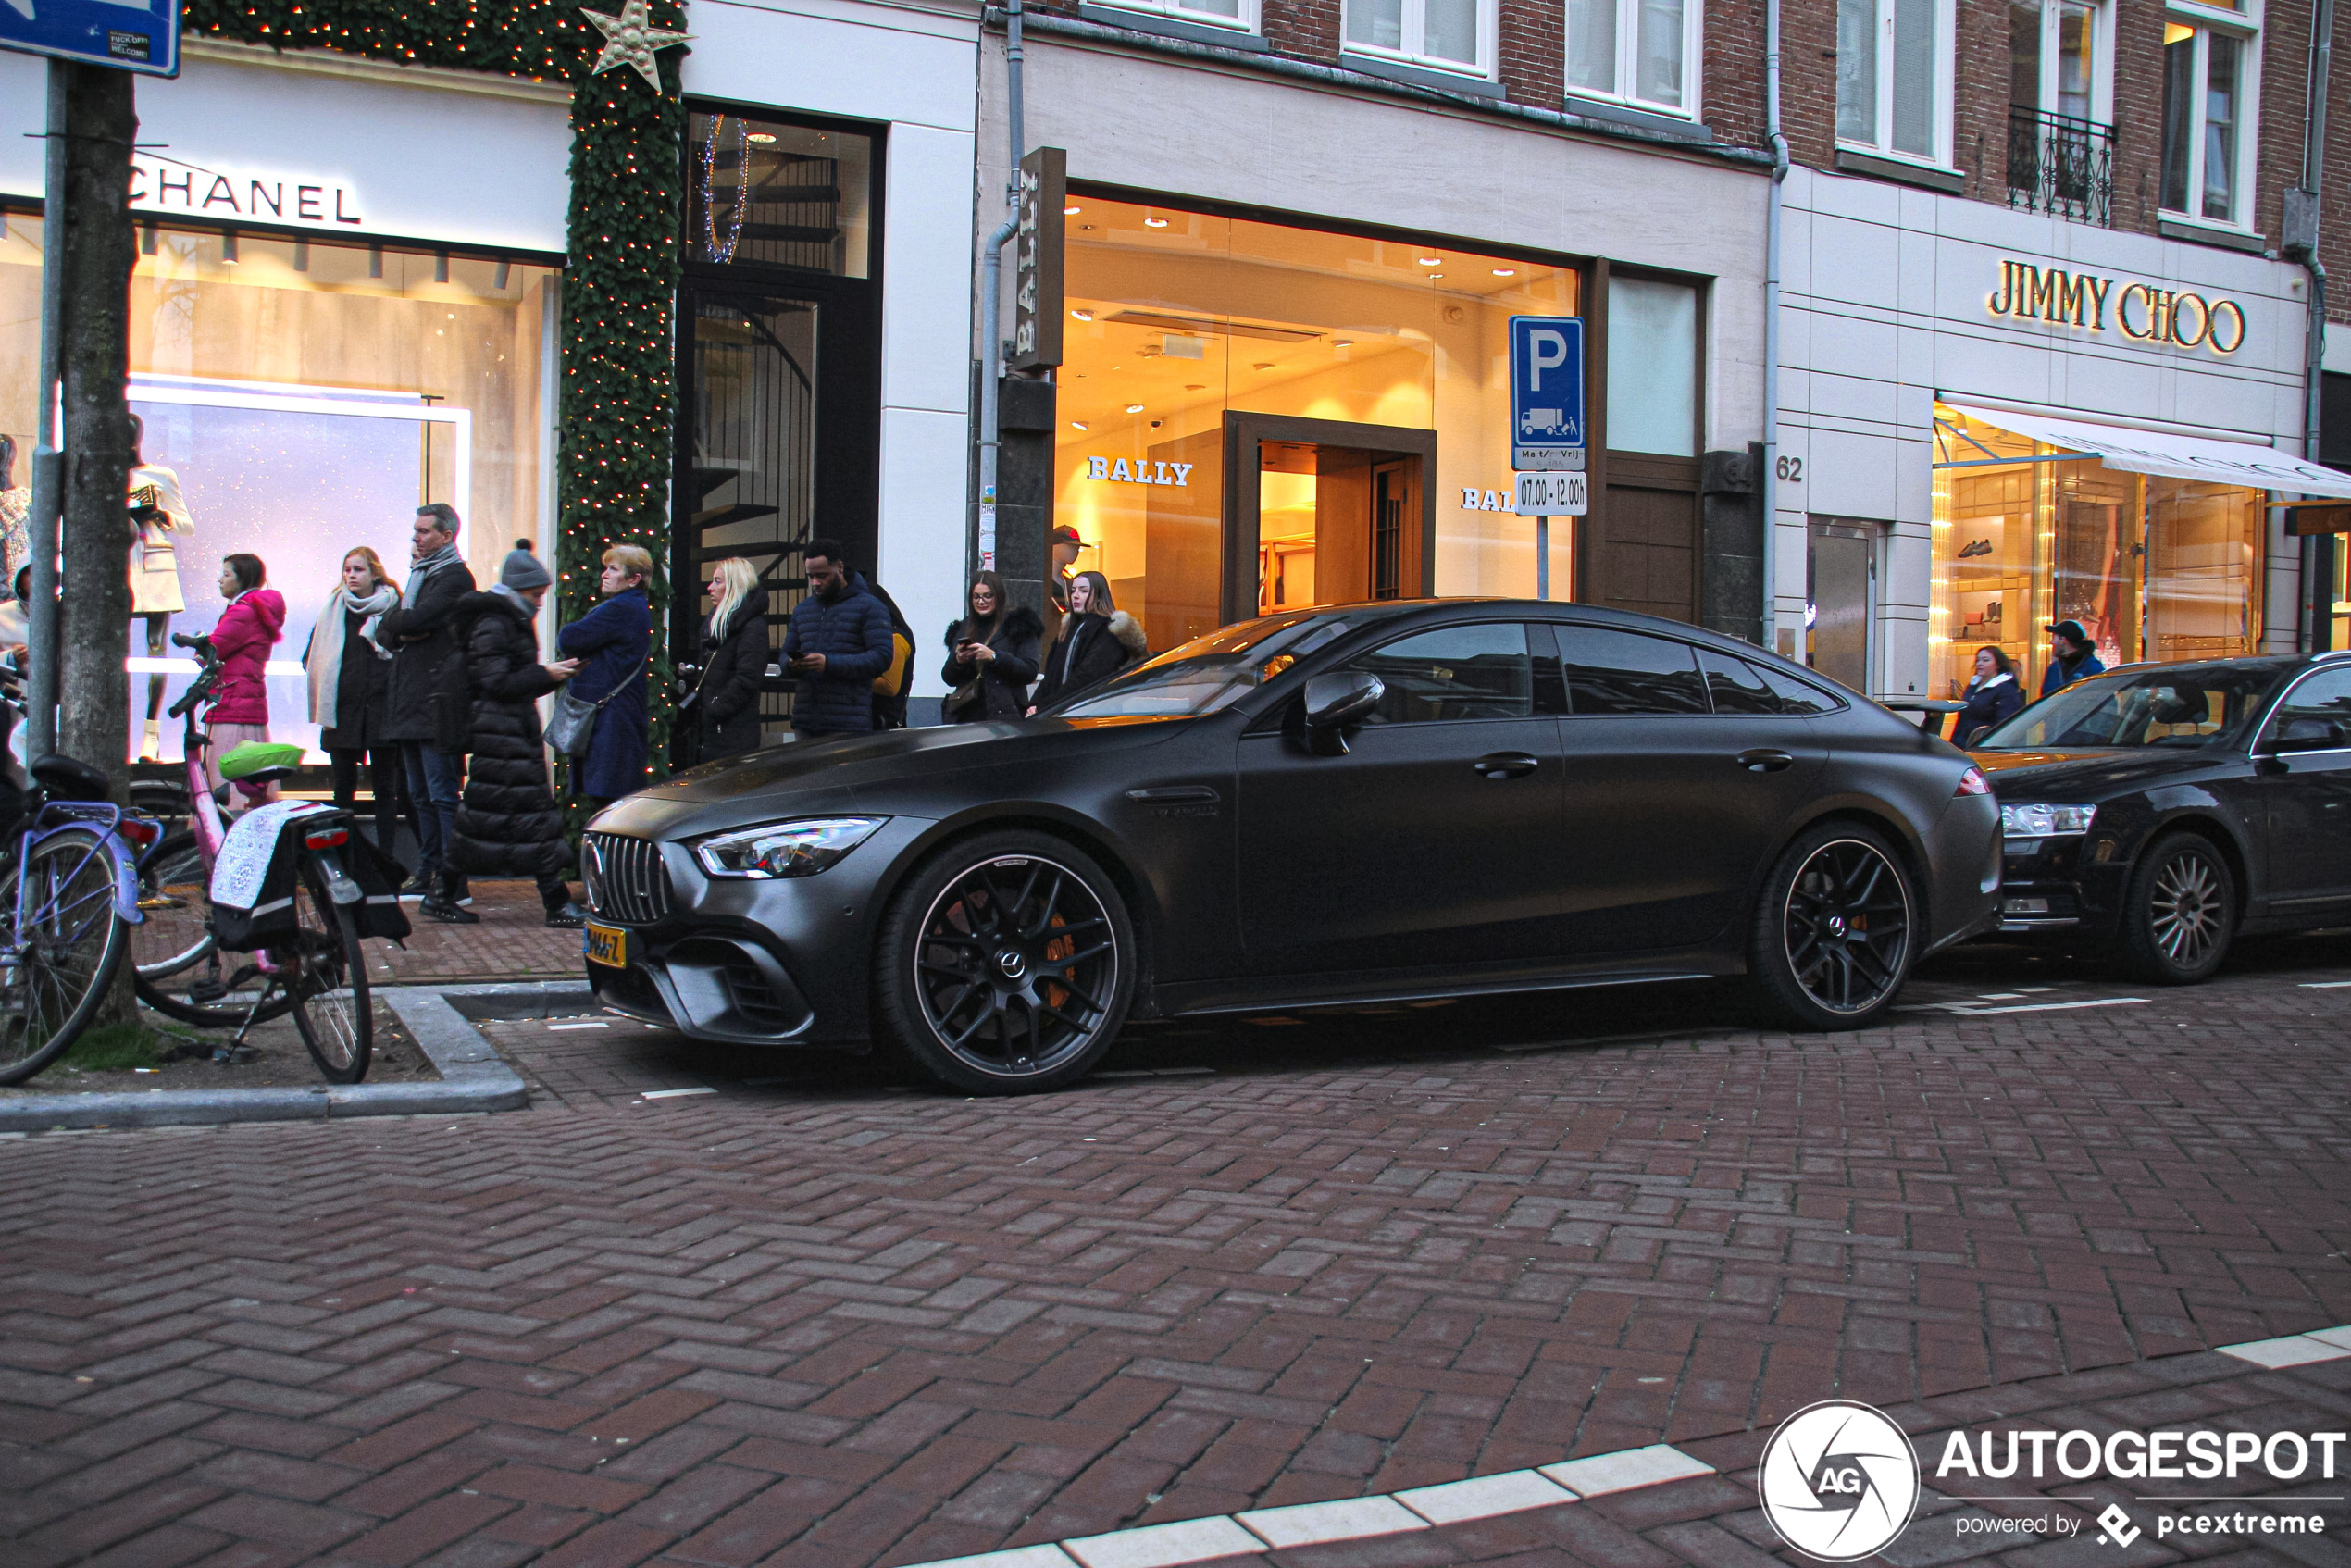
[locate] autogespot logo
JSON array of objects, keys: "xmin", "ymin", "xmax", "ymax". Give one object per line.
[{"xmin": 1758, "ymin": 1400, "xmax": 1922, "ymax": 1561}]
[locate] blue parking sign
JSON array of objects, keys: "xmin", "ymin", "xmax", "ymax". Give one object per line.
[
  {"xmin": 1, "ymin": 0, "xmax": 180, "ymax": 76},
  {"xmin": 1509, "ymin": 316, "xmax": 1585, "ymax": 472}
]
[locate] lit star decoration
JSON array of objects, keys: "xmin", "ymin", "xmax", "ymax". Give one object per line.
[{"xmin": 578, "ymin": 0, "xmax": 691, "ymax": 93}]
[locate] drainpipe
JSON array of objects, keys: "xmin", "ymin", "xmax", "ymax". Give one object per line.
[
  {"xmin": 975, "ymin": 0, "xmax": 1026, "ymax": 574},
  {"xmin": 2295, "ymin": 0, "xmax": 2334, "ymax": 651},
  {"xmin": 1760, "ymin": 0, "xmax": 1790, "ymax": 653}
]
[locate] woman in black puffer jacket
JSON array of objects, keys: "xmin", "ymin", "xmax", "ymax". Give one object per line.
[
  {"xmin": 1029, "ymin": 572, "xmax": 1148, "ymax": 712},
  {"xmin": 939, "ymin": 571, "xmax": 1041, "ymax": 722},
  {"xmin": 448, "ymin": 546, "xmax": 588, "ymax": 927},
  {"xmin": 697, "ymin": 556, "xmax": 770, "ymax": 760}
]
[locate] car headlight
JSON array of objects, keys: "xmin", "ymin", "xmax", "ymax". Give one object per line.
[
  {"xmin": 690, "ymin": 817, "xmax": 886, "ymax": 878},
  {"xmin": 2000, "ymin": 803, "xmax": 2096, "ymax": 837}
]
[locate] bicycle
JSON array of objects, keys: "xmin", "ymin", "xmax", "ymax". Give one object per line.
[
  {"xmin": 0, "ymin": 745, "xmax": 162, "ymax": 1086},
  {"xmin": 128, "ymin": 632, "xmax": 377, "ymax": 1082}
]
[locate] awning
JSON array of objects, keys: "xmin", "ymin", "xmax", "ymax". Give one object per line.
[{"xmin": 1941, "ymin": 404, "xmax": 2351, "ymax": 499}]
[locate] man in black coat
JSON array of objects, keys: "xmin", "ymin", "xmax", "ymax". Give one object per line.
[
  {"xmin": 781, "ymin": 539, "xmax": 895, "ymax": 738},
  {"xmin": 376, "ymin": 504, "xmax": 478, "ymax": 907},
  {"xmin": 448, "ymin": 546, "xmax": 587, "ymax": 927}
]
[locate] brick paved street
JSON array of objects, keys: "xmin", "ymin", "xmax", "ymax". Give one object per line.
[{"xmin": 9, "ymin": 936, "xmax": 2351, "ymax": 1566}]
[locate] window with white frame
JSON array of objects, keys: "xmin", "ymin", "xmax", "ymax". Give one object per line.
[
  {"xmin": 2009, "ymin": 0, "xmax": 2106, "ymax": 122},
  {"xmin": 1836, "ymin": 0, "xmax": 1949, "ymax": 163},
  {"xmin": 1089, "ymin": 0, "xmax": 1258, "ymax": 30},
  {"xmin": 2160, "ymin": 4, "xmax": 2258, "ymax": 227},
  {"xmin": 1566, "ymin": 0, "xmax": 1701, "ymax": 116},
  {"xmin": 1343, "ymin": 0, "xmax": 1493, "ymax": 75}
]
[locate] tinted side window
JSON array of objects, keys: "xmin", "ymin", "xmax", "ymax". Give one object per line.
[
  {"xmin": 1700, "ymin": 651, "xmax": 1780, "ymax": 716},
  {"xmin": 1351, "ymin": 623, "xmax": 1532, "ymax": 724},
  {"xmin": 1556, "ymin": 626, "xmax": 1709, "ymax": 715},
  {"xmin": 2267, "ymin": 668, "xmax": 2351, "ymax": 743},
  {"xmin": 1757, "ymin": 664, "xmax": 1843, "ymax": 716}
]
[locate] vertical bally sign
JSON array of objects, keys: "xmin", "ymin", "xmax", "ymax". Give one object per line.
[{"xmin": 1012, "ymin": 147, "xmax": 1067, "ymax": 372}]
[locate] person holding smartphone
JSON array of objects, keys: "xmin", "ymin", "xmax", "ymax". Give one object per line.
[
  {"xmin": 939, "ymin": 571, "xmax": 1040, "ymax": 724},
  {"xmin": 779, "ymin": 539, "xmax": 896, "ymax": 739}
]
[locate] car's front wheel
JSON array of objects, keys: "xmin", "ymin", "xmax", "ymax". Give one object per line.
[
  {"xmin": 875, "ymin": 830, "xmax": 1137, "ymax": 1093},
  {"xmin": 1748, "ymin": 821, "xmax": 1917, "ymax": 1030},
  {"xmin": 2116, "ymin": 831, "xmax": 2234, "ymax": 985}
]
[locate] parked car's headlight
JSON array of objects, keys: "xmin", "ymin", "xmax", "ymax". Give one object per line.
[
  {"xmin": 691, "ymin": 817, "xmax": 886, "ymax": 878},
  {"xmin": 2000, "ymin": 803, "xmax": 2096, "ymax": 837}
]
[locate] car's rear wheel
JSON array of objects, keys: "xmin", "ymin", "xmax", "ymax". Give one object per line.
[
  {"xmin": 1748, "ymin": 822, "xmax": 1917, "ymax": 1030},
  {"xmin": 875, "ymin": 830, "xmax": 1136, "ymax": 1094},
  {"xmin": 2116, "ymin": 831, "xmax": 2234, "ymax": 985}
]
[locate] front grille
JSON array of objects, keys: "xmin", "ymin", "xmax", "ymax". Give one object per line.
[{"xmin": 583, "ymin": 833, "xmax": 671, "ymax": 924}]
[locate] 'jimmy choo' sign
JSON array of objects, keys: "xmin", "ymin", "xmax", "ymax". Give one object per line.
[{"xmin": 1988, "ymin": 259, "xmax": 2245, "ymax": 354}]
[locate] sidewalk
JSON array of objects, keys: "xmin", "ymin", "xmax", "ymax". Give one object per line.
[{"xmin": 367, "ymin": 881, "xmax": 587, "ymax": 985}]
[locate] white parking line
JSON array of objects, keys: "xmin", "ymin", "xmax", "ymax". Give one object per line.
[
  {"xmin": 1899, "ymin": 997, "xmax": 2147, "ymax": 1016},
  {"xmin": 547, "ymin": 1022, "xmax": 608, "ymax": 1031},
  {"xmin": 640, "ymin": 1087, "xmax": 716, "ymax": 1099},
  {"xmin": 2302, "ymin": 981, "xmax": 2351, "ymax": 989}
]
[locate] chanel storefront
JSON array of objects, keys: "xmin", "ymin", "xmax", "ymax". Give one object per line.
[{"xmin": 1775, "ymin": 165, "xmax": 2351, "ymax": 704}]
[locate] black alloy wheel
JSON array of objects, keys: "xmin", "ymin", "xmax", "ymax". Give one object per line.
[
  {"xmin": 876, "ymin": 830, "xmax": 1136, "ymax": 1093},
  {"xmin": 1749, "ymin": 822, "xmax": 1916, "ymax": 1029},
  {"xmin": 2118, "ymin": 831, "xmax": 2235, "ymax": 985}
]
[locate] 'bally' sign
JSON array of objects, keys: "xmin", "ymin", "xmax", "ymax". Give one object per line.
[{"xmin": 1086, "ymin": 456, "xmax": 1193, "ymax": 487}]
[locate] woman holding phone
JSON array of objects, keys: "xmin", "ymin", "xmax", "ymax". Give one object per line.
[{"xmin": 939, "ymin": 571, "xmax": 1039, "ymax": 723}]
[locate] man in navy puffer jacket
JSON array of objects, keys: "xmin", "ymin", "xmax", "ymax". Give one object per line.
[{"xmin": 782, "ymin": 539, "xmax": 895, "ymax": 737}]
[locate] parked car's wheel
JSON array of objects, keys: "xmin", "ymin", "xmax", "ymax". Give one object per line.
[
  {"xmin": 2116, "ymin": 831, "xmax": 2235, "ymax": 985},
  {"xmin": 1748, "ymin": 821, "xmax": 1917, "ymax": 1030},
  {"xmin": 875, "ymin": 830, "xmax": 1137, "ymax": 1094}
]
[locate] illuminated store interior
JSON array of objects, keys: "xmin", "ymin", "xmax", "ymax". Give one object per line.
[
  {"xmin": 0, "ymin": 215, "xmax": 554, "ymax": 761},
  {"xmin": 1929, "ymin": 403, "xmax": 2261, "ymax": 699}
]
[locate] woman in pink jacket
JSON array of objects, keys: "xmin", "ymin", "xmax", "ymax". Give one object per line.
[{"xmin": 205, "ymin": 553, "xmax": 286, "ymax": 803}]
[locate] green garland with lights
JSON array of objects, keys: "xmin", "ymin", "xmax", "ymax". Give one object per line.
[{"xmin": 184, "ymin": 0, "xmax": 683, "ymax": 787}]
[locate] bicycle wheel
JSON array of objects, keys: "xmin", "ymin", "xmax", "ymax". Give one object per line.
[
  {"xmin": 132, "ymin": 830, "xmax": 214, "ymax": 981},
  {"xmin": 284, "ymin": 856, "xmax": 370, "ymax": 1083},
  {"xmin": 0, "ymin": 827, "xmax": 132, "ymax": 1085}
]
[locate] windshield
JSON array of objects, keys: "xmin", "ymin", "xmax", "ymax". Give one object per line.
[
  {"xmin": 1973, "ymin": 664, "xmax": 2285, "ymax": 751},
  {"xmin": 1051, "ymin": 610, "xmax": 1365, "ymax": 719}
]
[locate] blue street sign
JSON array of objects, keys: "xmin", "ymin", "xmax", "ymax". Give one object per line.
[
  {"xmin": 0, "ymin": 0, "xmax": 180, "ymax": 76},
  {"xmin": 1509, "ymin": 315, "xmax": 1585, "ymax": 472}
]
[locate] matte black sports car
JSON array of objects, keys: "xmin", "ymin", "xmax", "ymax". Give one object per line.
[
  {"xmin": 1971, "ymin": 652, "xmax": 2351, "ymax": 982},
  {"xmin": 580, "ymin": 601, "xmax": 2002, "ymax": 1092}
]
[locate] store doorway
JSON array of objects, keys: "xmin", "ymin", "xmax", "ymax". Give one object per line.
[
  {"xmin": 1225, "ymin": 414, "xmax": 1434, "ymax": 627},
  {"xmin": 1807, "ymin": 518, "xmax": 1880, "ymax": 694}
]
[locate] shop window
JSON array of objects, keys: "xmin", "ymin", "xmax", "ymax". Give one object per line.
[
  {"xmin": 1566, "ymin": 0, "xmax": 1700, "ymax": 116},
  {"xmin": 2159, "ymin": 11, "xmax": 2255, "ymax": 229},
  {"xmin": 1555, "ymin": 624, "xmax": 1709, "ymax": 714},
  {"xmin": 1054, "ymin": 197, "xmax": 1577, "ymax": 653},
  {"xmin": 0, "ymin": 215, "xmax": 554, "ymax": 765},
  {"xmin": 1606, "ymin": 276, "xmax": 1698, "ymax": 456},
  {"xmin": 1350, "ymin": 622, "xmax": 1533, "ymax": 722},
  {"xmin": 688, "ymin": 111, "xmax": 875, "ymax": 276},
  {"xmin": 2007, "ymin": 0, "xmax": 2113, "ymax": 222},
  {"xmin": 1837, "ymin": 0, "xmax": 1948, "ymax": 163},
  {"xmin": 1343, "ymin": 0, "xmax": 1494, "ymax": 76},
  {"xmin": 1090, "ymin": 0, "xmax": 1257, "ymax": 29}
]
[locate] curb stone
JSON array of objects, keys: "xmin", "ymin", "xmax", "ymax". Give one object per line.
[{"xmin": 0, "ymin": 980, "xmax": 595, "ymax": 1132}]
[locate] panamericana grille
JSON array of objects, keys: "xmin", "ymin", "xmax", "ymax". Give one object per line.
[{"xmin": 583, "ymin": 833, "xmax": 671, "ymax": 924}]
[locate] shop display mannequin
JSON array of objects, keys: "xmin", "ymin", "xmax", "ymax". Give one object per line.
[{"xmin": 127, "ymin": 415, "xmax": 193, "ymax": 760}]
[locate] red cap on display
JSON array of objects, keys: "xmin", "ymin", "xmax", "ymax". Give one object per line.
[{"xmin": 1052, "ymin": 525, "xmax": 1084, "ymax": 543}]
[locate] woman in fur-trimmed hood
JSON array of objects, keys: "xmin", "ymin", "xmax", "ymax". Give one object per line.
[
  {"xmin": 1028, "ymin": 571, "xmax": 1147, "ymax": 713},
  {"xmin": 939, "ymin": 570, "xmax": 1042, "ymax": 722}
]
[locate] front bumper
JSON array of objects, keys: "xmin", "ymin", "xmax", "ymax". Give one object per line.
[
  {"xmin": 1994, "ymin": 833, "xmax": 2128, "ymax": 936},
  {"xmin": 580, "ymin": 813, "xmax": 936, "ymax": 1047}
]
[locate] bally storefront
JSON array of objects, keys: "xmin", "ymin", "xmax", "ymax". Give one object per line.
[{"xmin": 1776, "ymin": 164, "xmax": 2351, "ymax": 706}]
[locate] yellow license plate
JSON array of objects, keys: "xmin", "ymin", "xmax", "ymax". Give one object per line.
[{"xmin": 584, "ymin": 923, "xmax": 628, "ymax": 968}]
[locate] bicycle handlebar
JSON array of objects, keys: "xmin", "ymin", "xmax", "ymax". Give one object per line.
[{"xmin": 166, "ymin": 634, "xmax": 221, "ymax": 721}]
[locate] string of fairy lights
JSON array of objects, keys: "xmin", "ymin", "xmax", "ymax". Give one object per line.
[{"xmin": 186, "ymin": 0, "xmax": 690, "ymax": 786}]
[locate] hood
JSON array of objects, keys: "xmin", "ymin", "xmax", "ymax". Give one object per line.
[
  {"xmin": 1108, "ymin": 610, "xmax": 1148, "ymax": 655},
  {"xmin": 239, "ymin": 590, "xmax": 286, "ymax": 639},
  {"xmin": 1968, "ymin": 746, "xmax": 2227, "ymax": 796},
  {"xmin": 460, "ymin": 588, "xmax": 532, "ymax": 625}
]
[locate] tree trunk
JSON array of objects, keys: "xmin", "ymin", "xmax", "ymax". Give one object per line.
[{"xmin": 52, "ymin": 64, "xmax": 138, "ymax": 1027}]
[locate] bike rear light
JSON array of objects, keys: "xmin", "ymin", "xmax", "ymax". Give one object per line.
[
  {"xmin": 118, "ymin": 819, "xmax": 162, "ymax": 850},
  {"xmin": 304, "ymin": 828, "xmax": 349, "ymax": 850},
  {"xmin": 1955, "ymin": 766, "xmax": 1992, "ymax": 797}
]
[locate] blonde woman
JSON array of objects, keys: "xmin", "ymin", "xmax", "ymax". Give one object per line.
[
  {"xmin": 557, "ymin": 542, "xmax": 653, "ymax": 807},
  {"xmin": 305, "ymin": 545, "xmax": 404, "ymax": 851},
  {"xmin": 697, "ymin": 556, "xmax": 769, "ymax": 760}
]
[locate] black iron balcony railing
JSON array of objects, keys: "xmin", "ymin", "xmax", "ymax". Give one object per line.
[{"xmin": 2007, "ymin": 106, "xmax": 2115, "ymax": 226}]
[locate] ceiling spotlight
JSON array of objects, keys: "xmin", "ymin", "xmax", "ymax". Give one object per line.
[
  {"xmin": 747, "ymin": 132, "xmax": 777, "ymax": 143},
  {"xmin": 1126, "ymin": 403, "xmax": 1146, "ymax": 413},
  {"xmin": 1429, "ymin": 274, "xmax": 1445, "ymax": 280},
  {"xmin": 1070, "ymin": 421, "xmax": 1088, "ymax": 431},
  {"xmin": 1071, "ymin": 308, "xmax": 1095, "ymax": 321},
  {"xmin": 1144, "ymin": 216, "xmax": 1169, "ymax": 228},
  {"xmin": 1064, "ymin": 204, "xmax": 1081, "ymax": 215},
  {"xmin": 1185, "ymin": 383, "xmax": 1206, "ymax": 392},
  {"xmin": 1492, "ymin": 268, "xmax": 1516, "ymax": 276},
  {"xmin": 1252, "ymin": 361, "xmax": 1275, "ymax": 370},
  {"xmin": 1418, "ymin": 255, "xmax": 1443, "ymax": 266},
  {"xmin": 1333, "ymin": 340, "xmax": 1354, "ymax": 348}
]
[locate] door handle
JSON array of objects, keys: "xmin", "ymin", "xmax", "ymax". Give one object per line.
[
  {"xmin": 1472, "ymin": 752, "xmax": 1540, "ymax": 780},
  {"xmin": 1737, "ymin": 748, "xmax": 1796, "ymax": 773},
  {"xmin": 1126, "ymin": 785, "xmax": 1221, "ymax": 803}
]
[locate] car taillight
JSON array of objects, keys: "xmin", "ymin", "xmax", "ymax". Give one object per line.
[
  {"xmin": 1955, "ymin": 766, "xmax": 1991, "ymax": 797},
  {"xmin": 304, "ymin": 828, "xmax": 349, "ymax": 850}
]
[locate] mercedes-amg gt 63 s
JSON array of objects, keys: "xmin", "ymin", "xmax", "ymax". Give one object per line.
[{"xmin": 580, "ymin": 601, "xmax": 2002, "ymax": 1092}]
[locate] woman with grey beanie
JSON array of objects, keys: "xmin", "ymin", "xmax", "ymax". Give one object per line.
[{"xmin": 447, "ymin": 542, "xmax": 588, "ymax": 927}]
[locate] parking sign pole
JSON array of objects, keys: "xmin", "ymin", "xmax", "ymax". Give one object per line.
[
  {"xmin": 1536, "ymin": 516, "xmax": 1549, "ymax": 601},
  {"xmin": 25, "ymin": 60, "xmax": 68, "ymax": 760}
]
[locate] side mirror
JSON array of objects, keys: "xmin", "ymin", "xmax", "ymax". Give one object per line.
[
  {"xmin": 1300, "ymin": 671, "xmax": 1384, "ymax": 756},
  {"xmin": 2269, "ymin": 716, "xmax": 2348, "ymax": 754}
]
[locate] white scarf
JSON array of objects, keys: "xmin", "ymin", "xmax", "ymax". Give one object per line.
[
  {"xmin": 404, "ymin": 542, "xmax": 460, "ymax": 608},
  {"xmin": 307, "ymin": 585, "xmax": 398, "ymax": 730}
]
